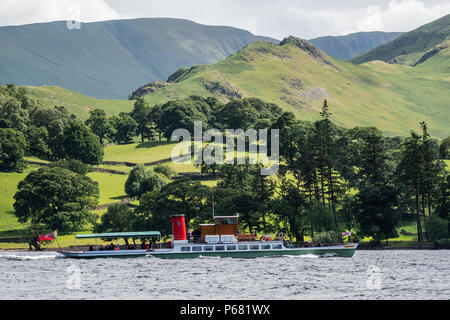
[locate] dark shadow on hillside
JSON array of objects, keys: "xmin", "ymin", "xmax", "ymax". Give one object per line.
[
  {"xmin": 111, "ymin": 195, "xmax": 129, "ymax": 201},
  {"xmin": 0, "ymin": 228, "xmax": 26, "ymax": 239},
  {"xmin": 136, "ymin": 141, "xmax": 175, "ymax": 149}
]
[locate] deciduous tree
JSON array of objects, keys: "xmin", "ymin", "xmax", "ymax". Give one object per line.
[
  {"xmin": 0, "ymin": 128, "xmax": 27, "ymax": 172},
  {"xmin": 85, "ymin": 109, "xmax": 113, "ymax": 144},
  {"xmin": 14, "ymin": 167, "xmax": 99, "ymax": 232}
]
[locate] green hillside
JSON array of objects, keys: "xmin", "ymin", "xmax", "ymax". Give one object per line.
[
  {"xmin": 24, "ymin": 85, "xmax": 134, "ymax": 120},
  {"xmin": 309, "ymin": 31, "xmax": 402, "ymax": 60},
  {"xmin": 351, "ymin": 14, "xmax": 450, "ymax": 65},
  {"xmin": 0, "ymin": 18, "xmax": 275, "ymax": 99},
  {"xmin": 131, "ymin": 36, "xmax": 450, "ymax": 138}
]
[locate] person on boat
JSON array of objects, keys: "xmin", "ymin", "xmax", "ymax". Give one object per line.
[
  {"xmin": 89, "ymin": 245, "xmax": 94, "ymax": 251},
  {"xmin": 187, "ymin": 229, "xmax": 192, "ymax": 242},
  {"xmin": 140, "ymin": 240, "xmax": 146, "ymax": 249},
  {"xmin": 192, "ymin": 229, "xmax": 201, "ymax": 243}
]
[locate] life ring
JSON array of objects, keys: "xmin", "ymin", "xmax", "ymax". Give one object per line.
[{"xmin": 260, "ymin": 235, "xmax": 272, "ymax": 241}]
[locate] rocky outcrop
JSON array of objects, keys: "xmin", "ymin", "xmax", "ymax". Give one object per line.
[
  {"xmin": 167, "ymin": 65, "xmax": 203, "ymax": 83},
  {"xmin": 131, "ymin": 65, "xmax": 208, "ymax": 99},
  {"xmin": 280, "ymin": 36, "xmax": 332, "ymax": 66},
  {"xmin": 413, "ymin": 40, "xmax": 449, "ymax": 66},
  {"xmin": 129, "ymin": 81, "xmax": 170, "ymax": 99},
  {"xmin": 204, "ymin": 79, "xmax": 242, "ymax": 100}
]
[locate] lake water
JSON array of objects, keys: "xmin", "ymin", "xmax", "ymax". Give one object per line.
[{"xmin": 0, "ymin": 250, "xmax": 448, "ymax": 300}]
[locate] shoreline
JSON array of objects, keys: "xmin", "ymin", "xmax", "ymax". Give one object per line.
[{"xmin": 1, "ymin": 245, "xmax": 449, "ymax": 252}]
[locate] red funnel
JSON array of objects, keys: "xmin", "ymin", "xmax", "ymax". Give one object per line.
[{"xmin": 171, "ymin": 215, "xmax": 187, "ymax": 241}]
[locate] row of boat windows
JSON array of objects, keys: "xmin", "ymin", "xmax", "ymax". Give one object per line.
[{"xmin": 180, "ymin": 244, "xmax": 283, "ymax": 252}]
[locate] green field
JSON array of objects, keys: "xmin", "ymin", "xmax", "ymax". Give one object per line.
[
  {"xmin": 0, "ymin": 167, "xmax": 37, "ymax": 232},
  {"xmin": 86, "ymin": 172, "xmax": 128, "ymax": 204},
  {"xmin": 103, "ymin": 141, "xmax": 179, "ymax": 163}
]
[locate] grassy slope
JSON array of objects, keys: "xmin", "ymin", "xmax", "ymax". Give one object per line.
[
  {"xmin": 351, "ymin": 14, "xmax": 450, "ymax": 65},
  {"xmin": 139, "ymin": 39, "xmax": 450, "ymax": 138},
  {"xmin": 24, "ymin": 85, "xmax": 134, "ymax": 120},
  {"xmin": 103, "ymin": 141, "xmax": 178, "ymax": 163}
]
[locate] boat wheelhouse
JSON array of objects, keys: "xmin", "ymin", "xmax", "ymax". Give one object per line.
[
  {"xmin": 59, "ymin": 231, "xmax": 161, "ymax": 259},
  {"xmin": 148, "ymin": 214, "xmax": 358, "ymax": 259}
]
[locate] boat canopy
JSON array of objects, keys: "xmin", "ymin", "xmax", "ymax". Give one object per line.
[{"xmin": 75, "ymin": 231, "xmax": 161, "ymax": 239}]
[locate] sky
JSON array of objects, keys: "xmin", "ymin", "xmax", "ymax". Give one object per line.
[{"xmin": 1, "ymin": 0, "xmax": 449, "ymax": 39}]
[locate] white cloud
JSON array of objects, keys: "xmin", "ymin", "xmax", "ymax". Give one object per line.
[
  {"xmin": 0, "ymin": 0, "xmax": 448, "ymax": 38},
  {"xmin": 101, "ymin": 0, "xmax": 450, "ymax": 39},
  {"xmin": 256, "ymin": 6, "xmax": 363, "ymax": 39},
  {"xmin": 0, "ymin": 0, "xmax": 121, "ymax": 26},
  {"xmin": 356, "ymin": 0, "xmax": 450, "ymax": 32}
]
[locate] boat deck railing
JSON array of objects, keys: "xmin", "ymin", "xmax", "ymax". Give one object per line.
[
  {"xmin": 184, "ymin": 235, "xmax": 286, "ymax": 244},
  {"xmin": 289, "ymin": 242, "xmax": 347, "ymax": 248},
  {"xmin": 151, "ymin": 242, "xmax": 173, "ymax": 249},
  {"xmin": 89, "ymin": 240, "xmax": 349, "ymax": 248},
  {"xmin": 80, "ymin": 245, "xmax": 150, "ymax": 251},
  {"xmin": 150, "ymin": 237, "xmax": 291, "ymax": 249}
]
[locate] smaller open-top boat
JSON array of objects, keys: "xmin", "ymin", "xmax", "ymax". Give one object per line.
[{"xmin": 59, "ymin": 231, "xmax": 160, "ymax": 259}]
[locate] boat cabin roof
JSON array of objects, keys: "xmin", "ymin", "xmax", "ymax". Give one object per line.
[
  {"xmin": 76, "ymin": 231, "xmax": 161, "ymax": 239},
  {"xmin": 213, "ymin": 215, "xmax": 239, "ymax": 219}
]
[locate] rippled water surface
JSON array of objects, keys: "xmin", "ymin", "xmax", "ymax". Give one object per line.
[{"xmin": 0, "ymin": 250, "xmax": 448, "ymax": 299}]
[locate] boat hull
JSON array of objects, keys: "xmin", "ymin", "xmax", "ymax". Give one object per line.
[
  {"xmin": 59, "ymin": 249, "xmax": 149, "ymax": 259},
  {"xmin": 148, "ymin": 245, "xmax": 357, "ymax": 259}
]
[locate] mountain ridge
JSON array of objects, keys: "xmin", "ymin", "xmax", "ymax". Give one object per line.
[
  {"xmin": 0, "ymin": 18, "xmax": 276, "ymax": 99},
  {"xmin": 309, "ymin": 31, "xmax": 403, "ymax": 60},
  {"xmin": 351, "ymin": 14, "xmax": 450, "ymax": 65}
]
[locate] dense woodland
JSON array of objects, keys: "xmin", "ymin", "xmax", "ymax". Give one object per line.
[{"xmin": 1, "ymin": 84, "xmax": 449, "ymax": 247}]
